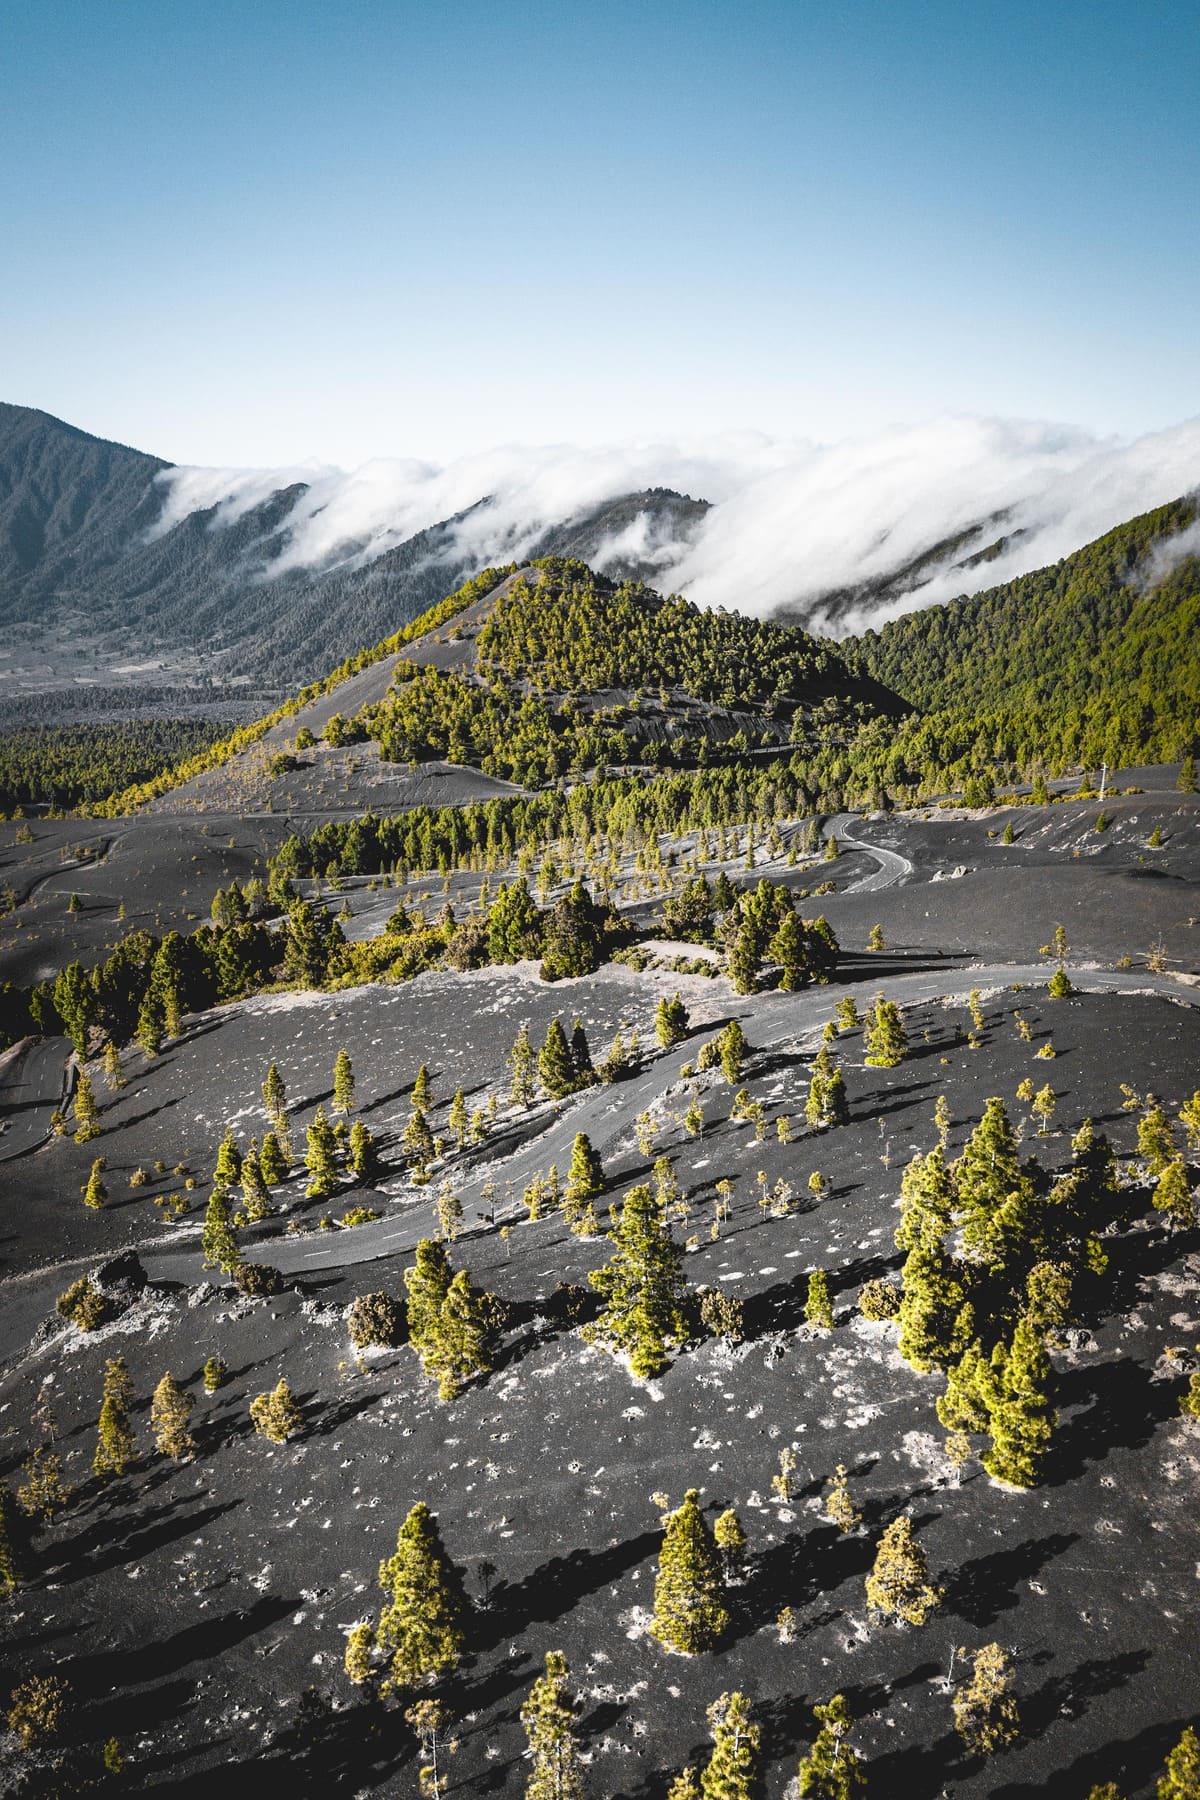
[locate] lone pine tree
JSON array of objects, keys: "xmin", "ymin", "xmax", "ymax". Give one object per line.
[
  {"xmin": 797, "ymin": 1693, "xmax": 867, "ymax": 1799},
  {"xmin": 305, "ymin": 1106, "xmax": 341, "ymax": 1197},
  {"xmin": 655, "ymin": 992, "xmax": 690, "ymax": 1048},
  {"xmin": 650, "ymin": 1489, "xmax": 729, "ymax": 1654},
  {"xmin": 864, "ymin": 1515, "xmax": 942, "ymax": 1625},
  {"xmin": 81, "ymin": 1157, "xmax": 107, "ymax": 1211},
  {"xmin": 249, "ymin": 1377, "xmax": 305, "ymax": 1443},
  {"xmin": 332, "ymin": 1048, "xmax": 356, "ymax": 1115},
  {"xmin": 805, "ymin": 1269, "xmax": 834, "ymax": 1330},
  {"xmin": 150, "ymin": 1374, "xmax": 195, "ymax": 1460},
  {"xmin": 589, "ymin": 1183, "xmax": 688, "ymax": 1378},
  {"xmin": 538, "ymin": 1019, "xmax": 578, "ymax": 1099},
  {"xmin": 262, "ymin": 1061, "xmax": 287, "ymax": 1123},
  {"xmin": 699, "ymin": 1691, "xmax": 759, "ymax": 1800},
  {"xmin": 864, "ymin": 997, "xmax": 906, "ymax": 1067},
  {"xmin": 520, "ymin": 1649, "xmax": 586, "ymax": 1800},
  {"xmin": 201, "ymin": 1185, "xmax": 241, "ymax": 1274},
  {"xmin": 93, "ymin": 1357, "xmax": 136, "ymax": 1480},
  {"xmin": 375, "ymin": 1503, "xmax": 466, "ymax": 1693},
  {"xmin": 952, "ymin": 1642, "xmax": 1020, "ymax": 1755},
  {"xmin": 72, "ymin": 1069, "xmax": 100, "ymax": 1143},
  {"xmin": 713, "ymin": 1507, "xmax": 748, "ymax": 1583}
]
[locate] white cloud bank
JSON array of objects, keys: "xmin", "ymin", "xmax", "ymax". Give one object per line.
[{"xmin": 155, "ymin": 414, "xmax": 1200, "ymax": 633}]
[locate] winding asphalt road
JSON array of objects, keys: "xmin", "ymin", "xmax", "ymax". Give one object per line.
[
  {"xmin": 827, "ymin": 815, "xmax": 914, "ymax": 893},
  {"xmin": 0, "ymin": 1036, "xmax": 71, "ymax": 1163}
]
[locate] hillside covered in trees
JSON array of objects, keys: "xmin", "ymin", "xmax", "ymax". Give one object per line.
[{"xmin": 845, "ymin": 498, "xmax": 1200, "ymax": 777}]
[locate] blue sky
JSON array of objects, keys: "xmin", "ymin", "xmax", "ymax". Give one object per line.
[{"xmin": 2, "ymin": 0, "xmax": 1198, "ymax": 467}]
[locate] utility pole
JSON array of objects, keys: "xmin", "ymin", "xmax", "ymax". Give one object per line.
[{"xmin": 1099, "ymin": 761, "xmax": 1108, "ymax": 801}]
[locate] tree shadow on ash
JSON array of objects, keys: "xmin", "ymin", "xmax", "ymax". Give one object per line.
[
  {"xmin": 1087, "ymin": 1223, "xmax": 1200, "ymax": 1325},
  {"xmin": 988, "ymin": 1712, "xmax": 1192, "ymax": 1799},
  {"xmin": 1018, "ymin": 1648, "xmax": 1150, "ymax": 1737},
  {"xmin": 942, "ymin": 1532, "xmax": 1079, "ymax": 1628},
  {"xmin": 475, "ymin": 1529, "xmax": 660, "ymax": 1652},
  {"xmin": 42, "ymin": 1495, "xmax": 241, "ymax": 1586},
  {"xmin": 1050, "ymin": 1356, "xmax": 1179, "ymax": 1483}
]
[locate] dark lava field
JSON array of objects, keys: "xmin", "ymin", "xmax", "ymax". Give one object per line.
[{"xmin": 0, "ymin": 755, "xmax": 1198, "ymax": 1798}]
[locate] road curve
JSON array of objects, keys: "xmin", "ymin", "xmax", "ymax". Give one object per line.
[{"xmin": 827, "ymin": 814, "xmax": 914, "ymax": 893}]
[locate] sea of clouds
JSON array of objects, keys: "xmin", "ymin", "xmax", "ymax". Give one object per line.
[{"xmin": 154, "ymin": 413, "xmax": 1200, "ymax": 633}]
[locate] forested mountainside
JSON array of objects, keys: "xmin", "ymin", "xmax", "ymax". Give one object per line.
[
  {"xmin": 344, "ymin": 559, "xmax": 903, "ymax": 786},
  {"xmin": 845, "ymin": 498, "xmax": 1200, "ymax": 773}
]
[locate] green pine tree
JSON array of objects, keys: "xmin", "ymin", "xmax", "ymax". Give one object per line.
[
  {"xmin": 249, "ymin": 1377, "xmax": 305, "ymax": 1443},
  {"xmin": 798, "ymin": 1693, "xmax": 867, "ymax": 1798},
  {"xmin": 699, "ymin": 1691, "xmax": 759, "ymax": 1800},
  {"xmin": 376, "ymin": 1503, "xmax": 466, "ymax": 1693},
  {"xmin": 262, "ymin": 1061, "xmax": 287, "ymax": 1123},
  {"xmin": 81, "ymin": 1157, "xmax": 107, "ymax": 1211},
  {"xmin": 213, "ymin": 1126, "xmax": 242, "ymax": 1188},
  {"xmin": 201, "ymin": 1184, "xmax": 242, "ymax": 1274},
  {"xmin": 412, "ymin": 1062, "xmax": 433, "ymax": 1111},
  {"xmin": 427, "ymin": 1269, "xmax": 492, "ymax": 1402},
  {"xmin": 655, "ymin": 992, "xmax": 690, "ymax": 1048},
  {"xmin": 136, "ymin": 984, "xmax": 164, "ymax": 1056},
  {"xmin": 332, "ymin": 1048, "xmax": 356, "ymax": 1115},
  {"xmin": 1154, "ymin": 1156, "xmax": 1195, "ymax": 1231},
  {"xmin": 510, "ymin": 1026, "xmax": 537, "ymax": 1107},
  {"xmin": 864, "ymin": 1515, "xmax": 941, "ymax": 1625},
  {"xmin": 405, "ymin": 1238, "xmax": 453, "ymax": 1361},
  {"xmin": 539, "ymin": 1020, "xmax": 578, "ymax": 1098},
  {"xmin": 713, "ymin": 1507, "xmax": 748, "ymax": 1582},
  {"xmin": 348, "ymin": 1118, "xmax": 381, "ymax": 1181},
  {"xmin": 570, "ymin": 1019, "xmax": 594, "ymax": 1085},
  {"xmin": 72, "ymin": 1069, "xmax": 100, "ymax": 1143},
  {"xmin": 896, "ymin": 1245, "xmax": 972, "ymax": 1372},
  {"xmin": 982, "ymin": 1316, "xmax": 1056, "ymax": 1488},
  {"xmin": 520, "ymin": 1649, "xmax": 585, "ymax": 1800},
  {"xmin": 564, "ymin": 1132, "xmax": 605, "ymax": 1221},
  {"xmin": 589, "ymin": 1183, "xmax": 688, "ymax": 1377},
  {"xmin": 0, "ymin": 1483, "xmax": 27, "ymax": 1597},
  {"xmin": 650, "ymin": 1490, "xmax": 729, "ymax": 1654},
  {"xmin": 805, "ymin": 1270, "xmax": 834, "ymax": 1330},
  {"xmin": 1158, "ymin": 1725, "xmax": 1200, "ymax": 1798},
  {"xmin": 895, "ymin": 1147, "xmax": 955, "ymax": 1252},
  {"xmin": 150, "ymin": 1374, "xmax": 196, "ymax": 1460},
  {"xmin": 864, "ymin": 997, "xmax": 906, "ymax": 1067},
  {"xmin": 952, "ymin": 1642, "xmax": 1020, "ymax": 1754},
  {"xmin": 954, "ymin": 1097, "xmax": 1023, "ymax": 1214},
  {"xmin": 239, "ymin": 1141, "xmax": 273, "ymax": 1221},
  {"xmin": 93, "ymin": 1357, "xmax": 136, "ymax": 1480},
  {"xmin": 718, "ymin": 1019, "xmax": 748, "ymax": 1084},
  {"xmin": 305, "ymin": 1106, "xmax": 341, "ymax": 1197},
  {"xmin": 260, "ymin": 1128, "xmax": 289, "ymax": 1184},
  {"xmin": 448, "ymin": 1087, "xmax": 469, "ymax": 1149}
]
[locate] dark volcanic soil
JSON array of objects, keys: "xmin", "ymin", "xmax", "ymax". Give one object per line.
[{"xmin": 2, "ymin": 977, "xmax": 1199, "ymax": 1796}]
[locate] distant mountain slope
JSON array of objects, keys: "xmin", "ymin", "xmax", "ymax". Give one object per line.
[
  {"xmin": 0, "ymin": 405, "xmax": 712, "ymax": 712},
  {"xmin": 844, "ymin": 497, "xmax": 1200, "ymax": 768}
]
